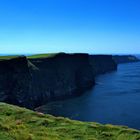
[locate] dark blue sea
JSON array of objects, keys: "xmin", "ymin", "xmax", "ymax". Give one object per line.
[{"xmin": 42, "ymin": 60, "xmax": 140, "ymax": 130}]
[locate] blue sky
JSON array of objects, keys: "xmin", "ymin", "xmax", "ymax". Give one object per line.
[{"xmin": 0, "ymin": 0, "xmax": 140, "ymax": 54}]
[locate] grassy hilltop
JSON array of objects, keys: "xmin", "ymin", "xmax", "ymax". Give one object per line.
[
  {"xmin": 0, "ymin": 55, "xmax": 19, "ymax": 60},
  {"xmin": 0, "ymin": 53, "xmax": 57, "ymax": 60},
  {"xmin": 0, "ymin": 103, "xmax": 140, "ymax": 140},
  {"xmin": 27, "ymin": 53, "xmax": 57, "ymax": 59}
]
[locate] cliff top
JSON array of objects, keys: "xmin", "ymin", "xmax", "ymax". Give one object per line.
[
  {"xmin": 0, "ymin": 55, "xmax": 20, "ymax": 60},
  {"xmin": 27, "ymin": 53, "xmax": 90, "ymax": 60},
  {"xmin": 0, "ymin": 102, "xmax": 139, "ymax": 140},
  {"xmin": 0, "ymin": 53, "xmax": 58, "ymax": 60},
  {"xmin": 27, "ymin": 53, "xmax": 57, "ymax": 59},
  {"xmin": 0, "ymin": 53, "xmax": 139, "ymax": 60}
]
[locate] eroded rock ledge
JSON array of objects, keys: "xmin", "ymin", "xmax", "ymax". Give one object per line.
[{"xmin": 0, "ymin": 53, "xmax": 117, "ymax": 109}]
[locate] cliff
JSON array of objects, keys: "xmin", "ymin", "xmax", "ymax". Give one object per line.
[
  {"xmin": 0, "ymin": 56, "xmax": 31, "ymax": 107},
  {"xmin": 0, "ymin": 53, "xmax": 117, "ymax": 109},
  {"xmin": 89, "ymin": 55, "xmax": 117, "ymax": 75},
  {"xmin": 28, "ymin": 53, "xmax": 95, "ymax": 108},
  {"xmin": 0, "ymin": 102, "xmax": 139, "ymax": 140},
  {"xmin": 113, "ymin": 55, "xmax": 140, "ymax": 64}
]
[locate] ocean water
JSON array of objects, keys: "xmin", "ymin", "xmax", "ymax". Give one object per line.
[{"xmin": 41, "ymin": 61, "xmax": 140, "ymax": 130}]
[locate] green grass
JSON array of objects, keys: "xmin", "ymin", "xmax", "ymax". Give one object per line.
[
  {"xmin": 0, "ymin": 53, "xmax": 57, "ymax": 60},
  {"xmin": 27, "ymin": 53, "xmax": 57, "ymax": 59},
  {"xmin": 0, "ymin": 55, "xmax": 20, "ymax": 60},
  {"xmin": 0, "ymin": 102, "xmax": 140, "ymax": 140}
]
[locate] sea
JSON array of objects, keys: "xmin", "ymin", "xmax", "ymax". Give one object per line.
[{"xmin": 41, "ymin": 55, "xmax": 140, "ymax": 130}]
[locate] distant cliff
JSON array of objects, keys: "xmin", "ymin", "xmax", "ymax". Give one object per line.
[
  {"xmin": 89, "ymin": 55, "xmax": 117, "ymax": 75},
  {"xmin": 0, "ymin": 53, "xmax": 117, "ymax": 109},
  {"xmin": 113, "ymin": 55, "xmax": 140, "ymax": 64}
]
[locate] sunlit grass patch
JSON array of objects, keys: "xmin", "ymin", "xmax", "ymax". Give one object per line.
[{"xmin": 0, "ymin": 102, "xmax": 140, "ymax": 140}]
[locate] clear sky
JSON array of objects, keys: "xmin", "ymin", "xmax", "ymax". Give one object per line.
[{"xmin": 0, "ymin": 0, "xmax": 140, "ymax": 54}]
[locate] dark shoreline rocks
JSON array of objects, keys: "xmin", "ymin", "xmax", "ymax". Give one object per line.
[{"xmin": 0, "ymin": 53, "xmax": 118, "ymax": 109}]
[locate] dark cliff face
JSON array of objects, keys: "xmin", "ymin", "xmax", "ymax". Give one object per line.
[
  {"xmin": 89, "ymin": 55, "xmax": 117, "ymax": 75},
  {"xmin": 0, "ymin": 53, "xmax": 117, "ymax": 109},
  {"xmin": 113, "ymin": 55, "xmax": 140, "ymax": 64},
  {"xmin": 28, "ymin": 53, "xmax": 95, "ymax": 108},
  {"xmin": 0, "ymin": 56, "xmax": 31, "ymax": 107}
]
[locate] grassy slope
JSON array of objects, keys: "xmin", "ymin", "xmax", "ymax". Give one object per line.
[
  {"xmin": 0, "ymin": 55, "xmax": 20, "ymax": 60},
  {"xmin": 27, "ymin": 53, "xmax": 57, "ymax": 59},
  {"xmin": 0, "ymin": 53, "xmax": 57, "ymax": 60},
  {"xmin": 0, "ymin": 103, "xmax": 140, "ymax": 140}
]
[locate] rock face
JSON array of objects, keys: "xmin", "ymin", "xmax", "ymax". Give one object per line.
[
  {"xmin": 0, "ymin": 53, "xmax": 117, "ymax": 109},
  {"xmin": 113, "ymin": 55, "xmax": 140, "ymax": 64},
  {"xmin": 89, "ymin": 55, "xmax": 117, "ymax": 75},
  {"xmin": 28, "ymin": 53, "xmax": 95, "ymax": 108},
  {"xmin": 0, "ymin": 56, "xmax": 32, "ymax": 107}
]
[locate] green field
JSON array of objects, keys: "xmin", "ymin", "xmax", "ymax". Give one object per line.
[
  {"xmin": 27, "ymin": 53, "xmax": 57, "ymax": 59},
  {"xmin": 0, "ymin": 53, "xmax": 57, "ymax": 60},
  {"xmin": 0, "ymin": 102, "xmax": 140, "ymax": 140},
  {"xmin": 0, "ymin": 55, "xmax": 19, "ymax": 60}
]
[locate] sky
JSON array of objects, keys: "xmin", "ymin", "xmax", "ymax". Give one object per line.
[{"xmin": 0, "ymin": 0, "xmax": 140, "ymax": 54}]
